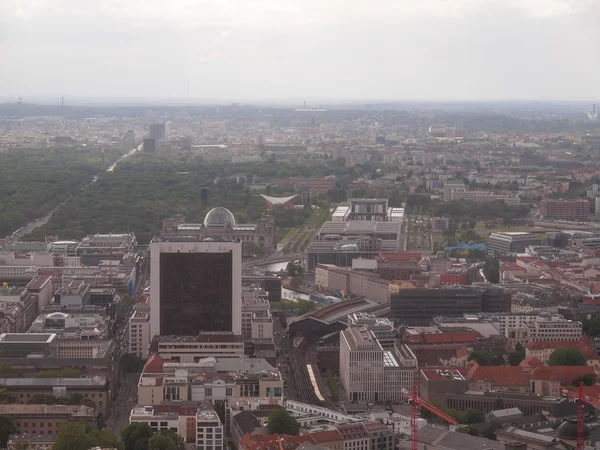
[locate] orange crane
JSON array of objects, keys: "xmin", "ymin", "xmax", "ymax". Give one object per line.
[{"xmin": 404, "ymin": 384, "xmax": 458, "ymax": 450}]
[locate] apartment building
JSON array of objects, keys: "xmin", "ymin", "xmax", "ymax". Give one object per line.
[
  {"xmin": 540, "ymin": 199, "xmax": 590, "ymax": 221},
  {"xmin": 130, "ymin": 401, "xmax": 223, "ymax": 449}
]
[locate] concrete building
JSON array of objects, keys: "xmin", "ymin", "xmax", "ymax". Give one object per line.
[
  {"xmin": 0, "ymin": 376, "xmax": 108, "ymax": 413},
  {"xmin": 151, "ymin": 333, "xmax": 245, "ymax": 363},
  {"xmin": 129, "ymin": 310, "xmax": 150, "ymax": 358},
  {"xmin": 150, "ymin": 240, "xmax": 242, "ymax": 338},
  {"xmin": 274, "ymin": 177, "xmax": 336, "ymax": 193},
  {"xmin": 339, "ymin": 326, "xmax": 417, "ymax": 403},
  {"xmin": 196, "ymin": 402, "xmax": 224, "ymax": 450},
  {"xmin": 137, "ymin": 354, "xmax": 283, "ymax": 406},
  {"xmin": 53, "ymin": 280, "xmax": 92, "ymax": 308},
  {"xmin": 431, "ymin": 217, "xmax": 450, "ymax": 232},
  {"xmin": 162, "ymin": 208, "xmax": 277, "ymax": 251},
  {"xmin": 390, "ymin": 287, "xmax": 511, "ymax": 325},
  {"xmin": 0, "ymin": 404, "xmax": 96, "ymax": 435},
  {"xmin": 444, "ymin": 179, "xmax": 465, "ymax": 201},
  {"xmin": 488, "ymin": 232, "xmax": 541, "ymax": 256},
  {"xmin": 540, "ymin": 199, "xmax": 590, "ymax": 221},
  {"xmin": 241, "ymin": 287, "xmax": 274, "ymax": 352},
  {"xmin": 75, "ymin": 233, "xmax": 137, "ymax": 256}
]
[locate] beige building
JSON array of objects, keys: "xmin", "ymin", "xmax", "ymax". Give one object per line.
[
  {"xmin": 153, "ymin": 333, "xmax": 244, "ymax": 363},
  {"xmin": 0, "ymin": 376, "xmax": 108, "ymax": 413},
  {"xmin": 137, "ymin": 354, "xmax": 283, "ymax": 406},
  {"xmin": 162, "ymin": 209, "xmax": 277, "ymax": 251},
  {"xmin": 0, "ymin": 404, "xmax": 96, "ymax": 435},
  {"xmin": 129, "ymin": 310, "xmax": 150, "ymax": 358}
]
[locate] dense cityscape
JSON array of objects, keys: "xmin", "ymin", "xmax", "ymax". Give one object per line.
[{"xmin": 1, "ymin": 100, "xmax": 600, "ymax": 450}]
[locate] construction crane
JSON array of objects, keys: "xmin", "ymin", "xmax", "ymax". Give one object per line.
[
  {"xmin": 560, "ymin": 384, "xmax": 593, "ymax": 450},
  {"xmin": 404, "ymin": 384, "xmax": 458, "ymax": 450}
]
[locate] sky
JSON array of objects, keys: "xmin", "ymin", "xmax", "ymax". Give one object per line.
[{"xmin": 1, "ymin": 0, "xmax": 599, "ymax": 103}]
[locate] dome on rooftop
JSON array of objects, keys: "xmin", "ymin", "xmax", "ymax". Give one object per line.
[
  {"xmin": 557, "ymin": 419, "xmax": 591, "ymax": 440},
  {"xmin": 204, "ymin": 207, "xmax": 236, "ymax": 228}
]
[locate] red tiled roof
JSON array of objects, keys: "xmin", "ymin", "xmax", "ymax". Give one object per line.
[
  {"xmin": 529, "ymin": 365, "xmax": 559, "ymax": 381},
  {"xmin": 468, "ymin": 365, "xmax": 530, "ymax": 386},
  {"xmin": 519, "ymin": 357, "xmax": 544, "ymax": 369},
  {"xmin": 310, "ymin": 430, "xmax": 343, "ymax": 443},
  {"xmin": 144, "ymin": 353, "xmax": 164, "ymax": 373},
  {"xmin": 422, "ymin": 331, "xmax": 481, "ymax": 344},
  {"xmin": 550, "ymin": 366, "xmax": 595, "ymax": 386}
]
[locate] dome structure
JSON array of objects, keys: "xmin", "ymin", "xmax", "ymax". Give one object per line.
[
  {"xmin": 557, "ymin": 419, "xmax": 591, "ymax": 440},
  {"xmin": 204, "ymin": 207, "xmax": 236, "ymax": 228}
]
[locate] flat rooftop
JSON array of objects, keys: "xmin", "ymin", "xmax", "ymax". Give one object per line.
[{"xmin": 0, "ymin": 333, "xmax": 56, "ymax": 343}]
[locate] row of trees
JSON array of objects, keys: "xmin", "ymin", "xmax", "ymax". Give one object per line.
[
  {"xmin": 0, "ymin": 390, "xmax": 96, "ymax": 408},
  {"xmin": 469, "ymin": 347, "xmax": 590, "ymax": 371},
  {"xmin": 121, "ymin": 423, "xmax": 184, "ymax": 450}
]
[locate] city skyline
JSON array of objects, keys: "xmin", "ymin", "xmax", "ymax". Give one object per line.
[{"xmin": 1, "ymin": 0, "xmax": 600, "ymax": 101}]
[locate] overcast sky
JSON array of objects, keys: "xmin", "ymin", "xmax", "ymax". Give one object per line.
[{"xmin": 1, "ymin": 0, "xmax": 599, "ymax": 103}]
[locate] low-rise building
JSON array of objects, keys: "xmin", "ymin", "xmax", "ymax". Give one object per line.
[
  {"xmin": 137, "ymin": 354, "xmax": 283, "ymax": 406},
  {"xmin": 7, "ymin": 433, "xmax": 56, "ymax": 450},
  {"xmin": 0, "ymin": 404, "xmax": 96, "ymax": 435},
  {"xmin": 151, "ymin": 333, "xmax": 245, "ymax": 362},
  {"xmin": 0, "ymin": 376, "xmax": 108, "ymax": 412}
]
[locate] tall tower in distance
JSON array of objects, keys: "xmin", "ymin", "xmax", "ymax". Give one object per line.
[
  {"xmin": 589, "ymin": 104, "xmax": 598, "ymax": 121},
  {"xmin": 150, "ymin": 240, "xmax": 242, "ymax": 339}
]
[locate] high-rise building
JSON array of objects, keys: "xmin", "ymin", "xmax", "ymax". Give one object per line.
[
  {"xmin": 149, "ymin": 123, "xmax": 166, "ymax": 140},
  {"xmin": 150, "ymin": 241, "xmax": 242, "ymax": 338},
  {"xmin": 540, "ymin": 199, "xmax": 590, "ymax": 221}
]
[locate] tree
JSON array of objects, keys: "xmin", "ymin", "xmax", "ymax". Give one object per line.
[
  {"xmin": 267, "ymin": 408, "xmax": 300, "ymax": 436},
  {"xmin": 0, "ymin": 363, "xmax": 21, "ymax": 378},
  {"xmin": 483, "ymin": 258, "xmax": 500, "ymax": 284},
  {"xmin": 481, "ymin": 420, "xmax": 503, "ymax": 440},
  {"xmin": 460, "ymin": 409, "xmax": 484, "ymax": 424},
  {"xmin": 468, "ymin": 351, "xmax": 505, "ymax": 366},
  {"xmin": 0, "ymin": 388, "xmax": 18, "ymax": 404},
  {"xmin": 121, "ymin": 423, "xmax": 153, "ymax": 450},
  {"xmin": 86, "ymin": 430, "xmax": 123, "ymax": 450},
  {"xmin": 28, "ymin": 393, "xmax": 56, "ymax": 404},
  {"xmin": 493, "ymin": 398, "xmax": 505, "ymax": 410},
  {"xmin": 582, "ymin": 319, "xmax": 600, "ymax": 338},
  {"xmin": 507, "ymin": 343, "xmax": 525, "ymax": 366},
  {"xmin": 148, "ymin": 431, "xmax": 183, "ymax": 450},
  {"xmin": 548, "ymin": 348, "xmax": 587, "ymax": 366},
  {"xmin": 242, "ymin": 241, "xmax": 266, "ymax": 258},
  {"xmin": 120, "ymin": 353, "xmax": 146, "ymax": 374},
  {"xmin": 0, "ymin": 415, "xmax": 16, "ymax": 448},
  {"xmin": 52, "ymin": 422, "xmax": 92, "ymax": 450},
  {"xmin": 573, "ymin": 374, "xmax": 596, "ymax": 386}
]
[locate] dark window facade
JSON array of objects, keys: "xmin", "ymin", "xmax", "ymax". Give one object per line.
[{"xmin": 160, "ymin": 252, "xmax": 233, "ymax": 335}]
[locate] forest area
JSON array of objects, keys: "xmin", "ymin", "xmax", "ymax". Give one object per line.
[
  {"xmin": 0, "ymin": 147, "xmax": 124, "ymax": 239},
  {"xmin": 23, "ymin": 154, "xmax": 380, "ymax": 244}
]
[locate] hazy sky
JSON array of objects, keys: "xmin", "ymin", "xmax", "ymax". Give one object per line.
[{"xmin": 1, "ymin": 0, "xmax": 599, "ymax": 102}]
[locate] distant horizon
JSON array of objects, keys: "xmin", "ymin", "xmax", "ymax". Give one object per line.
[{"xmin": 0, "ymin": 95, "xmax": 597, "ymax": 110}]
